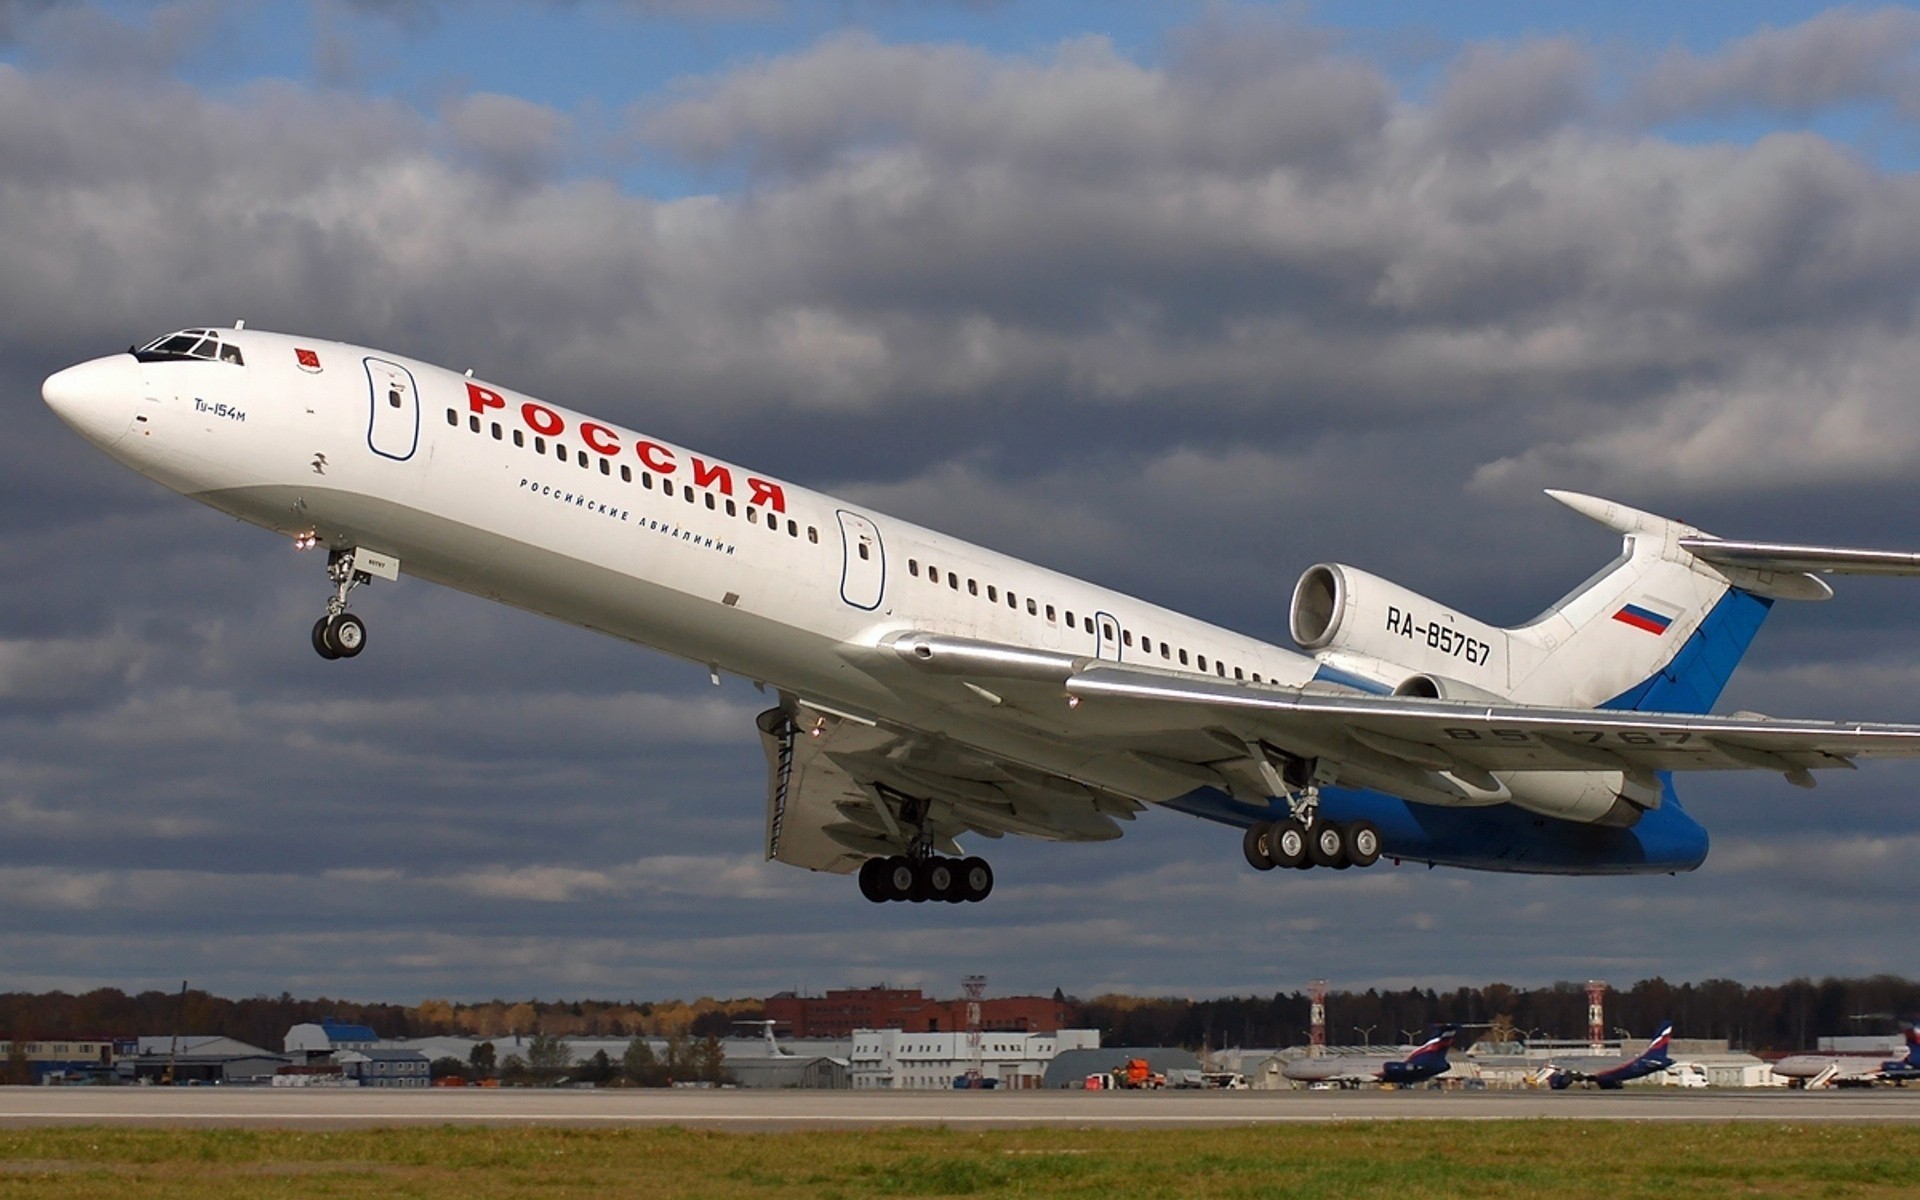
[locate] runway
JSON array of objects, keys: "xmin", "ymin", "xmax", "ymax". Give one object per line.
[{"xmin": 4, "ymin": 1086, "xmax": 1920, "ymax": 1128}]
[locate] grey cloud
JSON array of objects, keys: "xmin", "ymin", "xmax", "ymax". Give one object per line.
[
  {"xmin": 1630, "ymin": 6, "xmax": 1920, "ymax": 124},
  {"xmin": 1432, "ymin": 38, "xmax": 1594, "ymax": 151}
]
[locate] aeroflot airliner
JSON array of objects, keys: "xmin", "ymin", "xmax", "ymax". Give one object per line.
[{"xmin": 42, "ymin": 326, "xmax": 1920, "ymax": 905}]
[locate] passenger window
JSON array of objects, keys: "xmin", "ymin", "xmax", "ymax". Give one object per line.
[
  {"xmin": 469, "ymin": 415, "xmax": 480, "ymax": 432},
  {"xmin": 620, "ymin": 465, "xmax": 631, "ymax": 482},
  {"xmin": 601, "ymin": 459, "xmax": 611, "ymax": 476},
  {"xmin": 491, "ymin": 423, "xmax": 502, "ymax": 440},
  {"xmin": 685, "ymin": 486, "xmax": 695, "ymax": 503},
  {"xmin": 1140, "ymin": 637, "xmax": 1151, "ymax": 653},
  {"xmin": 787, "ymin": 520, "xmax": 798, "ymax": 537},
  {"xmin": 535, "ymin": 436, "xmax": 546, "ymax": 453},
  {"xmin": 1234, "ymin": 667, "xmax": 1245, "ymax": 681},
  {"xmin": 1064, "ymin": 610, "xmax": 1074, "ymax": 628},
  {"xmin": 909, "ymin": 559, "xmax": 919, "ymax": 577},
  {"xmin": 513, "ymin": 429, "xmax": 525, "ymax": 447},
  {"xmin": 1008, "ymin": 593, "xmax": 1018, "ymax": 609},
  {"xmin": 578, "ymin": 450, "xmax": 589, "ymax": 468},
  {"xmin": 1217, "ymin": 662, "xmax": 1227, "ymax": 677},
  {"xmin": 389, "ymin": 388, "xmax": 403, "ymax": 409},
  {"xmin": 1198, "ymin": 655, "xmax": 1208, "ymax": 672},
  {"xmin": 1252, "ymin": 673, "xmax": 1262, "ymax": 683},
  {"xmin": 726, "ymin": 500, "xmax": 736, "ymax": 516},
  {"xmin": 445, "ymin": 409, "xmax": 457, "ymax": 426},
  {"xmin": 767, "ymin": 512, "xmax": 778, "ymax": 529},
  {"xmin": 706, "ymin": 492, "xmax": 716, "ymax": 509},
  {"xmin": 1046, "ymin": 605, "xmax": 1055, "ymax": 622},
  {"xmin": 967, "ymin": 578, "xmax": 976, "ymax": 595},
  {"xmin": 556, "ymin": 442, "xmax": 567, "ymax": 460},
  {"xmin": 861, "ymin": 544, "xmax": 872, "ymax": 561},
  {"xmin": 1084, "ymin": 617, "xmax": 1094, "ymax": 634},
  {"xmin": 1121, "ymin": 629, "xmax": 1131, "ymax": 646},
  {"xmin": 808, "ymin": 527, "xmax": 818, "ymax": 543},
  {"xmin": 950, "ymin": 574, "xmax": 960, "ymax": 590},
  {"xmin": 1179, "ymin": 649, "xmax": 1189, "ymax": 665},
  {"xmin": 988, "ymin": 585, "xmax": 998, "ymax": 602}
]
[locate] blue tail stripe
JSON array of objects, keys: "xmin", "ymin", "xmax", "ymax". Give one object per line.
[{"xmin": 1604, "ymin": 589, "xmax": 1772, "ymax": 715}]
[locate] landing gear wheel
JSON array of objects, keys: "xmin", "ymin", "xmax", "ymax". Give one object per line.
[
  {"xmin": 907, "ymin": 859, "xmax": 932, "ymax": 903},
  {"xmin": 1242, "ymin": 822, "xmax": 1276, "ymax": 871},
  {"xmin": 312, "ymin": 617, "xmax": 341, "ymax": 660},
  {"xmin": 926, "ymin": 859, "xmax": 959, "ymax": 903},
  {"xmin": 858, "ymin": 858, "xmax": 889, "ymax": 903},
  {"xmin": 1346, "ymin": 819, "xmax": 1382, "ymax": 868},
  {"xmin": 1269, "ymin": 819, "xmax": 1309, "ymax": 869},
  {"xmin": 882, "ymin": 856, "xmax": 916, "ymax": 903},
  {"xmin": 1308, "ymin": 821, "xmax": 1348, "ymax": 868},
  {"xmin": 323, "ymin": 612, "xmax": 367, "ymax": 658},
  {"xmin": 959, "ymin": 856, "xmax": 993, "ymax": 903}
]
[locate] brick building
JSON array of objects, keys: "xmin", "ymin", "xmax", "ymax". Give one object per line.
[{"xmin": 764, "ymin": 986, "xmax": 1070, "ymax": 1038}]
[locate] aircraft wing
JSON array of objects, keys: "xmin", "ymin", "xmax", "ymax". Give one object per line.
[
  {"xmin": 1063, "ymin": 664, "xmax": 1920, "ymax": 788},
  {"xmin": 880, "ymin": 634, "xmax": 1920, "ymax": 797},
  {"xmin": 755, "ymin": 701, "xmax": 1145, "ymax": 873}
]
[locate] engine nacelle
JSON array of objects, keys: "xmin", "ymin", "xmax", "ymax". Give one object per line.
[
  {"xmin": 1501, "ymin": 770, "xmax": 1662, "ymax": 827},
  {"xmin": 1291, "ymin": 563, "xmax": 1509, "ymax": 688}
]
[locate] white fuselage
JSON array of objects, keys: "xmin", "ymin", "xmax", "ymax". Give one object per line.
[{"xmin": 44, "ymin": 329, "xmax": 1323, "ymax": 812}]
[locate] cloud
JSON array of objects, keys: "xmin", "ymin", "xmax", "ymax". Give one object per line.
[{"xmin": 1630, "ymin": 7, "xmax": 1920, "ymax": 124}]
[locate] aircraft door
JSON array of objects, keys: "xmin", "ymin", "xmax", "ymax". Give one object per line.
[
  {"xmin": 1094, "ymin": 610, "xmax": 1121, "ymax": 661},
  {"xmin": 837, "ymin": 510, "xmax": 885, "ymax": 610},
  {"xmin": 364, "ymin": 357, "xmax": 420, "ymax": 461}
]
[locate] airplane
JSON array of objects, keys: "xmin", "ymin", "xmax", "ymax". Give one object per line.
[
  {"xmin": 1773, "ymin": 1025, "xmax": 1920, "ymax": 1088},
  {"xmin": 1539, "ymin": 1022, "xmax": 1675, "ymax": 1089},
  {"xmin": 1281, "ymin": 1025, "xmax": 1460, "ymax": 1087},
  {"xmin": 40, "ymin": 326, "xmax": 1920, "ymax": 905}
]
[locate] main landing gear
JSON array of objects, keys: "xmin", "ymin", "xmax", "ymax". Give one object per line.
[
  {"xmin": 857, "ymin": 854, "xmax": 994, "ymax": 904},
  {"xmin": 1242, "ymin": 792, "xmax": 1382, "ymax": 873},
  {"xmin": 310, "ymin": 546, "xmax": 397, "ymax": 660}
]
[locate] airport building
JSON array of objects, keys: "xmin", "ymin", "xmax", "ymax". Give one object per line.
[{"xmin": 850, "ymin": 1028, "xmax": 1100, "ymax": 1089}]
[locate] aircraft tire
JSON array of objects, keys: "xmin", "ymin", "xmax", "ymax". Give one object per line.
[
  {"xmin": 1308, "ymin": 821, "xmax": 1347, "ymax": 868},
  {"xmin": 883, "ymin": 856, "xmax": 916, "ymax": 902},
  {"xmin": 960, "ymin": 856, "xmax": 993, "ymax": 902},
  {"xmin": 1269, "ymin": 819, "xmax": 1309, "ymax": 869},
  {"xmin": 858, "ymin": 857, "xmax": 889, "ymax": 903},
  {"xmin": 1242, "ymin": 822, "xmax": 1276, "ymax": 871},
  {"xmin": 324, "ymin": 612, "xmax": 367, "ymax": 658},
  {"xmin": 1346, "ymin": 820, "xmax": 1382, "ymax": 867},
  {"xmin": 312, "ymin": 617, "xmax": 341, "ymax": 660},
  {"xmin": 926, "ymin": 858, "xmax": 960, "ymax": 902}
]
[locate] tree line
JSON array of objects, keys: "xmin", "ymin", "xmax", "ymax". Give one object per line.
[{"xmin": 5, "ymin": 975, "xmax": 1919, "ymax": 1053}]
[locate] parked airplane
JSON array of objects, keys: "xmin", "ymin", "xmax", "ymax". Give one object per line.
[
  {"xmin": 1773, "ymin": 1026, "xmax": 1920, "ymax": 1088},
  {"xmin": 1282, "ymin": 1026, "xmax": 1461, "ymax": 1087},
  {"xmin": 1540, "ymin": 1023, "xmax": 1675, "ymax": 1089},
  {"xmin": 41, "ymin": 327, "xmax": 1920, "ymax": 904}
]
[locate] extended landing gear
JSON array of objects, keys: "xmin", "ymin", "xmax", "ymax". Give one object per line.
[
  {"xmin": 309, "ymin": 547, "xmax": 398, "ymax": 660},
  {"xmin": 858, "ymin": 854, "xmax": 993, "ymax": 904},
  {"xmin": 1243, "ymin": 811, "xmax": 1381, "ymax": 872}
]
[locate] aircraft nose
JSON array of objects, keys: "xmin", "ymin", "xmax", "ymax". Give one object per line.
[{"xmin": 43, "ymin": 353, "xmax": 140, "ymax": 447}]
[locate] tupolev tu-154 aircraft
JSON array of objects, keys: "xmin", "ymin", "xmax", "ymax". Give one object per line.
[{"xmin": 41, "ymin": 326, "xmax": 1920, "ymax": 905}]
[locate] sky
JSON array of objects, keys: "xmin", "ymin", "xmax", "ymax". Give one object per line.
[{"xmin": 6, "ymin": 0, "xmax": 1920, "ymax": 1015}]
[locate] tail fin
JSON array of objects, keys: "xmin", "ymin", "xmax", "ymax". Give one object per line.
[
  {"xmin": 1404, "ymin": 1024, "xmax": 1458, "ymax": 1068},
  {"xmin": 1640, "ymin": 1022, "xmax": 1675, "ymax": 1066},
  {"xmin": 1505, "ymin": 492, "xmax": 1779, "ymax": 714},
  {"xmin": 1903, "ymin": 1024, "xmax": 1920, "ymax": 1066}
]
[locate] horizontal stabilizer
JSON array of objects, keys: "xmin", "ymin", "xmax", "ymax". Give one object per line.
[{"xmin": 1678, "ymin": 538, "xmax": 1920, "ymax": 578}]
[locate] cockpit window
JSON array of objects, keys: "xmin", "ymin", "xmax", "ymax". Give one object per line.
[{"xmin": 134, "ymin": 329, "xmax": 244, "ymax": 366}]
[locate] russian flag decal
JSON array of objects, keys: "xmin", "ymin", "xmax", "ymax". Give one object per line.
[{"xmin": 1613, "ymin": 603, "xmax": 1673, "ymax": 635}]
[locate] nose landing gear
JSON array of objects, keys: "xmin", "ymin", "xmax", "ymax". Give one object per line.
[{"xmin": 309, "ymin": 546, "xmax": 399, "ymax": 660}]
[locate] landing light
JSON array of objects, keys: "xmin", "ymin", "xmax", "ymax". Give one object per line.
[{"xmin": 293, "ymin": 532, "xmax": 319, "ymax": 550}]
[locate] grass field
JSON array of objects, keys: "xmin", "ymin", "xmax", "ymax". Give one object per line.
[{"xmin": 4, "ymin": 1123, "xmax": 1920, "ymax": 1198}]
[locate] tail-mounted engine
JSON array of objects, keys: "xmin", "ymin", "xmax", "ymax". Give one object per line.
[{"xmin": 1290, "ymin": 563, "xmax": 1511, "ymax": 693}]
